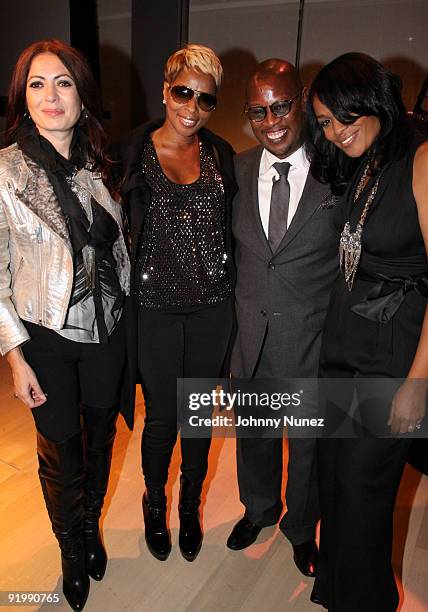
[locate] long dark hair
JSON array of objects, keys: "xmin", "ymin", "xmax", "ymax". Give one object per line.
[
  {"xmin": 306, "ymin": 52, "xmax": 412, "ymax": 192},
  {"xmin": 5, "ymin": 39, "xmax": 113, "ymax": 182}
]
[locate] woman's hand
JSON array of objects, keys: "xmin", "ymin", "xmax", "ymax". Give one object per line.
[
  {"xmin": 388, "ymin": 378, "xmax": 426, "ymax": 434},
  {"xmin": 6, "ymin": 347, "xmax": 47, "ymax": 408}
]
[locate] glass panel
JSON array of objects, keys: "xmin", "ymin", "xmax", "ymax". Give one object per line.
[
  {"xmin": 189, "ymin": 0, "xmax": 301, "ymax": 151},
  {"xmin": 189, "ymin": 0, "xmax": 428, "ymax": 151},
  {"xmin": 300, "ymin": 0, "xmax": 428, "ymax": 112}
]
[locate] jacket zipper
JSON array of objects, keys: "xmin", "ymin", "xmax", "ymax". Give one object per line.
[{"xmin": 36, "ymin": 224, "xmax": 43, "ymax": 324}]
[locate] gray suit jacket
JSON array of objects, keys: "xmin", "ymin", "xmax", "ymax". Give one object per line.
[{"xmin": 231, "ymin": 145, "xmax": 340, "ymax": 379}]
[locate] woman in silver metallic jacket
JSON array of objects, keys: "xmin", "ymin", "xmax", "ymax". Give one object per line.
[{"xmin": 0, "ymin": 40, "xmax": 130, "ymax": 611}]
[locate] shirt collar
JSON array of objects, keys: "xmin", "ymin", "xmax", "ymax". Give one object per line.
[{"xmin": 259, "ymin": 145, "xmax": 309, "ymax": 176}]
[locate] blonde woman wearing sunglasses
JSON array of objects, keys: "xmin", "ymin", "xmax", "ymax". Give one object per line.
[{"xmin": 119, "ymin": 44, "xmax": 237, "ymax": 563}]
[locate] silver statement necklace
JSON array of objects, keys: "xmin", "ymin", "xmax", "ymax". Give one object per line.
[{"xmin": 339, "ymin": 161, "xmax": 381, "ymax": 291}]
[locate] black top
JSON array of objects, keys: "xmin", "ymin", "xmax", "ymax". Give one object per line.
[
  {"xmin": 347, "ymin": 135, "xmax": 426, "ymax": 281},
  {"xmin": 321, "ymin": 132, "xmax": 428, "ymax": 378},
  {"xmin": 117, "ymin": 119, "xmax": 238, "ymax": 427},
  {"xmin": 136, "ymin": 137, "xmax": 231, "ymax": 310},
  {"xmin": 119, "ymin": 119, "xmax": 237, "ymax": 284}
]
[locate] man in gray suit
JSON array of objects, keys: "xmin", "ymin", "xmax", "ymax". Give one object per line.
[{"xmin": 227, "ymin": 59, "xmax": 339, "ymax": 578}]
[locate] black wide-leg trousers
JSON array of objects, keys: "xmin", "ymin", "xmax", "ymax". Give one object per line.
[
  {"xmin": 314, "ymin": 371, "xmax": 413, "ymax": 612},
  {"xmin": 138, "ymin": 299, "xmax": 233, "ymax": 487},
  {"xmin": 315, "ymin": 436, "xmax": 411, "ymax": 612}
]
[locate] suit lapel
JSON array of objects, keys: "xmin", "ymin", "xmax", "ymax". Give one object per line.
[
  {"xmin": 276, "ymin": 169, "xmax": 329, "ymax": 253},
  {"xmin": 243, "ymin": 147, "xmax": 271, "ymax": 254}
]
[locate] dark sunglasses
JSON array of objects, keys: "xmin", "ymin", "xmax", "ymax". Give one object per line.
[
  {"xmin": 245, "ymin": 90, "xmax": 303, "ymax": 122},
  {"xmin": 169, "ymin": 85, "xmax": 217, "ymax": 112}
]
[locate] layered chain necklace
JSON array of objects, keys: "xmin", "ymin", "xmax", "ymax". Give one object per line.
[{"xmin": 339, "ymin": 161, "xmax": 381, "ymax": 291}]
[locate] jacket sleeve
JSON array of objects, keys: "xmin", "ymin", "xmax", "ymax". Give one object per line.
[{"xmin": 0, "ymin": 190, "xmax": 30, "ymax": 355}]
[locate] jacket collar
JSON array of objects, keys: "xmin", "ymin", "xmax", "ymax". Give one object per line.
[
  {"xmin": 237, "ymin": 146, "xmax": 331, "ymax": 258},
  {"xmin": 16, "ymin": 155, "xmax": 29, "ymax": 192},
  {"xmin": 2, "ymin": 145, "xmax": 30, "ymax": 193},
  {"xmin": 16, "ymin": 151, "xmax": 72, "ymax": 252},
  {"xmin": 73, "ymin": 167, "xmax": 101, "ymax": 199},
  {"xmin": 242, "ymin": 146, "xmax": 269, "ymax": 254},
  {"xmin": 12, "ymin": 145, "xmax": 120, "ymax": 251}
]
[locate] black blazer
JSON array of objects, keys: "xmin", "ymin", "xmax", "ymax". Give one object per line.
[{"xmin": 118, "ymin": 119, "xmax": 238, "ymax": 428}]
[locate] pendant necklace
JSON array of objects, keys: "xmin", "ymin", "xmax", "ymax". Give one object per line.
[{"xmin": 339, "ymin": 161, "xmax": 380, "ymax": 291}]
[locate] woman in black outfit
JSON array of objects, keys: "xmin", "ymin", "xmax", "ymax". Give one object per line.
[
  {"xmin": 120, "ymin": 44, "xmax": 236, "ymax": 562},
  {"xmin": 0, "ymin": 41, "xmax": 131, "ymax": 610},
  {"xmin": 306, "ymin": 53, "xmax": 428, "ymax": 611}
]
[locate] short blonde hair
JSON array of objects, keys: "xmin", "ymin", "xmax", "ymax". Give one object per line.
[{"xmin": 164, "ymin": 43, "xmax": 223, "ymax": 90}]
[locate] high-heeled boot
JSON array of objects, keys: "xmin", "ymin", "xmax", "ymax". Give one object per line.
[
  {"xmin": 37, "ymin": 429, "xmax": 89, "ymax": 611},
  {"xmin": 83, "ymin": 405, "xmax": 118, "ymax": 581},
  {"xmin": 142, "ymin": 487, "xmax": 171, "ymax": 561},
  {"xmin": 178, "ymin": 476, "xmax": 203, "ymax": 562}
]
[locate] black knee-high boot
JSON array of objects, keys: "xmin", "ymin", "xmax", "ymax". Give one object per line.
[
  {"xmin": 82, "ymin": 405, "xmax": 118, "ymax": 581},
  {"xmin": 37, "ymin": 429, "xmax": 89, "ymax": 612},
  {"xmin": 178, "ymin": 476, "xmax": 203, "ymax": 562}
]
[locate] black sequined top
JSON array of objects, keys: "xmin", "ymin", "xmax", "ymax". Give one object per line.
[{"xmin": 136, "ymin": 137, "xmax": 231, "ymax": 310}]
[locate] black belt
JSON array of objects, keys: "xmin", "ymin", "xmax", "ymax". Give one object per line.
[{"xmin": 351, "ymin": 271, "xmax": 428, "ymax": 322}]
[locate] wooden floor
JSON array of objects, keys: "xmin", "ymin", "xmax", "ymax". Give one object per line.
[{"xmin": 0, "ymin": 356, "xmax": 427, "ymax": 612}]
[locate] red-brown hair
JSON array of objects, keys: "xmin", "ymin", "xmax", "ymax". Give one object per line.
[{"xmin": 5, "ymin": 39, "xmax": 112, "ymax": 180}]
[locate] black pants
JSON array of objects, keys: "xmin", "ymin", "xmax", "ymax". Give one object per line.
[
  {"xmin": 138, "ymin": 299, "xmax": 233, "ymax": 487},
  {"xmin": 315, "ymin": 368, "xmax": 412, "ymax": 611},
  {"xmin": 22, "ymin": 319, "xmax": 126, "ymax": 442},
  {"xmin": 315, "ymin": 437, "xmax": 411, "ymax": 612}
]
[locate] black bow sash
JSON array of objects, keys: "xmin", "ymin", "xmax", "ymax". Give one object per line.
[{"xmin": 351, "ymin": 271, "xmax": 428, "ymax": 322}]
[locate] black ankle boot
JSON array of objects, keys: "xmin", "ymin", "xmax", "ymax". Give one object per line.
[
  {"xmin": 142, "ymin": 487, "xmax": 171, "ymax": 561},
  {"xmin": 83, "ymin": 406, "xmax": 118, "ymax": 581},
  {"xmin": 37, "ymin": 430, "xmax": 89, "ymax": 611},
  {"xmin": 178, "ymin": 476, "xmax": 203, "ymax": 562},
  {"xmin": 61, "ymin": 536, "xmax": 89, "ymax": 611}
]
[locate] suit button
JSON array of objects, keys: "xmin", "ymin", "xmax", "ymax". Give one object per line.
[
  {"xmin": 260, "ymin": 310, "xmax": 267, "ymax": 317},
  {"xmin": 269, "ymin": 262, "xmax": 275, "ymax": 270}
]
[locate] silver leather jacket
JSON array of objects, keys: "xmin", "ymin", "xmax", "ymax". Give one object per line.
[{"xmin": 0, "ymin": 144, "xmax": 130, "ymax": 356}]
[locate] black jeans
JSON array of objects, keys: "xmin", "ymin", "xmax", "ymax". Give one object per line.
[
  {"xmin": 22, "ymin": 319, "xmax": 126, "ymax": 442},
  {"xmin": 138, "ymin": 298, "xmax": 233, "ymax": 487}
]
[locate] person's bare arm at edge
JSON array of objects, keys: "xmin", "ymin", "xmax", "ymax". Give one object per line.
[{"xmin": 389, "ymin": 141, "xmax": 428, "ymax": 434}]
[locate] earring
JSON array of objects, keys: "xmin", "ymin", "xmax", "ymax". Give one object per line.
[
  {"xmin": 162, "ymin": 99, "xmax": 166, "ymax": 105},
  {"xmin": 82, "ymin": 107, "xmax": 89, "ymax": 119}
]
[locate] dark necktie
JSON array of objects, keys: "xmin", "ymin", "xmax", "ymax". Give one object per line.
[{"xmin": 268, "ymin": 161, "xmax": 291, "ymax": 252}]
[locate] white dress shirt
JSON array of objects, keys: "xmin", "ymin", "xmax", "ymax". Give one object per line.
[{"xmin": 258, "ymin": 146, "xmax": 310, "ymax": 237}]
